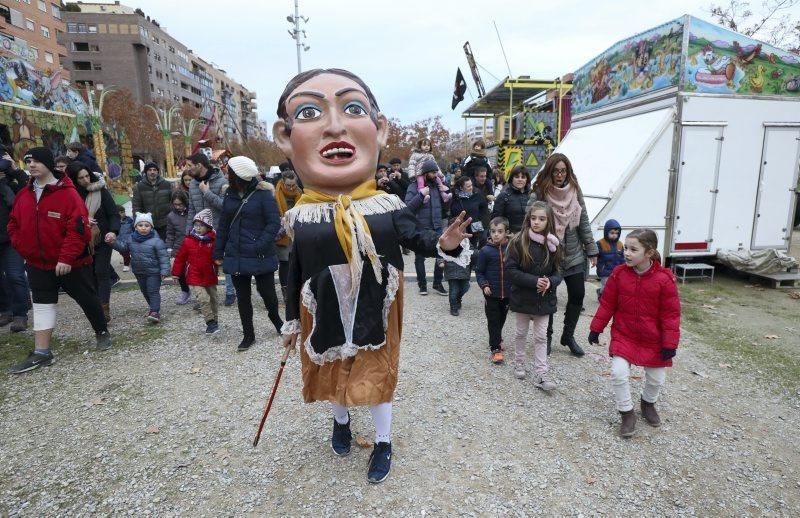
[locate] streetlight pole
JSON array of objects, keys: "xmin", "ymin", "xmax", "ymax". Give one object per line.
[
  {"xmin": 293, "ymin": 0, "xmax": 301, "ymax": 73},
  {"xmin": 286, "ymin": 0, "xmax": 309, "ymax": 74}
]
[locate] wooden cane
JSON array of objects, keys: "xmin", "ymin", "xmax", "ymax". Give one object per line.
[{"xmin": 252, "ymin": 345, "xmax": 293, "ymax": 447}]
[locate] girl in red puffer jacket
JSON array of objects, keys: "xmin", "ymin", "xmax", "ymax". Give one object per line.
[
  {"xmin": 588, "ymin": 228, "xmax": 681, "ymax": 438},
  {"xmin": 172, "ymin": 209, "xmax": 220, "ymax": 334}
]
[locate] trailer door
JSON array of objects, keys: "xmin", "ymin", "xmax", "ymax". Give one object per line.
[
  {"xmin": 672, "ymin": 125, "xmax": 725, "ymax": 253},
  {"xmin": 751, "ymin": 125, "xmax": 800, "ymax": 250}
]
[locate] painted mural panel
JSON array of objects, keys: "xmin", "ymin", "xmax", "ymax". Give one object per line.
[
  {"xmin": 1, "ymin": 55, "xmax": 88, "ymax": 113},
  {"xmin": 685, "ymin": 18, "xmax": 800, "ymax": 96},
  {"xmin": 572, "ymin": 19, "xmax": 684, "ymax": 114}
]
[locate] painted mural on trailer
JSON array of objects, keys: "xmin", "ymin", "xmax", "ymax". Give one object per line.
[
  {"xmin": 1, "ymin": 56, "xmax": 88, "ymax": 113},
  {"xmin": 685, "ymin": 18, "xmax": 800, "ymax": 96},
  {"xmin": 572, "ymin": 19, "xmax": 684, "ymax": 114}
]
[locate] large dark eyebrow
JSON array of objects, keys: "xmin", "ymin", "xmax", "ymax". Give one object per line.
[
  {"xmin": 287, "ymin": 90, "xmax": 325, "ymax": 103},
  {"xmin": 335, "ymin": 87, "xmax": 367, "ymax": 97}
]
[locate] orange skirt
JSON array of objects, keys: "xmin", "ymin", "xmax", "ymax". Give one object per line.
[{"xmin": 299, "ymin": 274, "xmax": 403, "ymax": 406}]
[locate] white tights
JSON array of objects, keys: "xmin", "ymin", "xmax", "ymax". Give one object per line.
[
  {"xmin": 330, "ymin": 401, "xmax": 393, "ymax": 444},
  {"xmin": 610, "ymin": 356, "xmax": 666, "ymax": 412}
]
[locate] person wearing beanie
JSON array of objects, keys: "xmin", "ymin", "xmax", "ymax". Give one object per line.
[
  {"xmin": 132, "ymin": 161, "xmax": 172, "ymax": 240},
  {"xmin": 172, "ymin": 208, "xmax": 220, "ymax": 334},
  {"xmin": 106, "ymin": 212, "xmax": 170, "ymax": 323},
  {"xmin": 7, "ymin": 147, "xmax": 113, "ymax": 374},
  {"xmin": 404, "ymin": 156, "xmax": 453, "ymax": 297},
  {"xmin": 214, "ymin": 156, "xmax": 283, "ymax": 351},
  {"xmin": 406, "ymin": 138, "xmax": 450, "ymax": 205},
  {"xmin": 186, "ymin": 151, "xmax": 236, "ymax": 306}
]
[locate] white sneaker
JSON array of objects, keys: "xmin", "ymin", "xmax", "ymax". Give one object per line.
[
  {"xmin": 533, "ymin": 372, "xmax": 557, "ymax": 392},
  {"xmin": 122, "ymin": 266, "xmax": 130, "ymax": 272},
  {"xmin": 514, "ymin": 366, "xmax": 526, "ymax": 379}
]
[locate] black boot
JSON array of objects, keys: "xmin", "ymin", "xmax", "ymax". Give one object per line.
[
  {"xmin": 546, "ymin": 313, "xmax": 553, "ymax": 356},
  {"xmin": 238, "ymin": 333, "xmax": 256, "ymax": 352},
  {"xmin": 560, "ymin": 303, "xmax": 585, "ymax": 357}
]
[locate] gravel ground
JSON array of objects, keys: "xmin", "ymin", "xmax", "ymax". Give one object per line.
[{"xmin": 1, "ymin": 273, "xmax": 799, "ymax": 516}]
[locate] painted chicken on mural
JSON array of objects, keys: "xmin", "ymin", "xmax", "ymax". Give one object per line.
[{"xmin": 732, "ymin": 41, "xmax": 762, "ymax": 66}]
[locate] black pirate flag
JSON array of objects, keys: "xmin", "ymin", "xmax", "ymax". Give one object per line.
[{"xmin": 451, "ymin": 68, "xmax": 467, "ymax": 110}]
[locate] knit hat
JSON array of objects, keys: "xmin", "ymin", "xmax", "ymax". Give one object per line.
[
  {"xmin": 419, "ymin": 159, "xmax": 439, "ymax": 175},
  {"xmin": 193, "ymin": 208, "xmax": 214, "ymax": 229},
  {"xmin": 134, "ymin": 212, "xmax": 153, "ymax": 227},
  {"xmin": 143, "ymin": 162, "xmax": 159, "ymax": 173},
  {"xmin": 23, "ymin": 147, "xmax": 55, "ymax": 173},
  {"xmin": 227, "ymin": 156, "xmax": 259, "ymax": 180}
]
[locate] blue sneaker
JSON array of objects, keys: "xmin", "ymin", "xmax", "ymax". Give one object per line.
[
  {"xmin": 367, "ymin": 442, "xmax": 392, "ymax": 484},
  {"xmin": 331, "ymin": 415, "xmax": 352, "ymax": 456},
  {"xmin": 205, "ymin": 320, "xmax": 219, "ymax": 334}
]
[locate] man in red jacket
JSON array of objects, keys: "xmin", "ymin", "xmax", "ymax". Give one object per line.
[{"xmin": 7, "ymin": 147, "xmax": 112, "ymax": 374}]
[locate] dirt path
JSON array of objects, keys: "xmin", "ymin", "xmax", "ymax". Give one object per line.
[{"xmin": 1, "ymin": 276, "xmax": 798, "ymax": 515}]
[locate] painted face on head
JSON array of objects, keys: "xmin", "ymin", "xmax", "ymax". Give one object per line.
[
  {"xmin": 489, "ymin": 223, "xmax": 508, "ymax": 244},
  {"xmin": 530, "ymin": 209, "xmax": 548, "ymax": 234},
  {"xmin": 274, "ymin": 73, "xmax": 387, "ymax": 194},
  {"xmin": 624, "ymin": 236, "xmax": 653, "ymax": 270},
  {"xmin": 135, "ymin": 222, "xmax": 152, "ymax": 235}
]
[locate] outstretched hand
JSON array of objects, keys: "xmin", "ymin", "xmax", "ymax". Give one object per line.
[{"xmin": 438, "ymin": 211, "xmax": 472, "ymax": 251}]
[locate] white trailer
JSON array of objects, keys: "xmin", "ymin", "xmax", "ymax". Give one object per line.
[{"xmin": 561, "ymin": 16, "xmax": 800, "ymax": 261}]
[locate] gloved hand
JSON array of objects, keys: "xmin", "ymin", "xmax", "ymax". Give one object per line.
[
  {"xmin": 661, "ymin": 348, "xmax": 677, "ymax": 360},
  {"xmin": 588, "ymin": 331, "xmax": 600, "ymax": 345}
]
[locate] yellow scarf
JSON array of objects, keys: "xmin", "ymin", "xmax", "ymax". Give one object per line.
[
  {"xmin": 294, "ymin": 179, "xmax": 383, "ymax": 291},
  {"xmin": 275, "ymin": 180, "xmax": 301, "ymax": 247}
]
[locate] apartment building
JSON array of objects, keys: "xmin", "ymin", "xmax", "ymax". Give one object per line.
[
  {"xmin": 1, "ymin": 0, "xmax": 69, "ymax": 78},
  {"xmin": 58, "ymin": 1, "xmax": 258, "ymax": 142}
]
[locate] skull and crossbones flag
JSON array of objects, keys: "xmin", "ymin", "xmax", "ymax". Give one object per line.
[{"xmin": 451, "ymin": 68, "xmax": 467, "ymax": 110}]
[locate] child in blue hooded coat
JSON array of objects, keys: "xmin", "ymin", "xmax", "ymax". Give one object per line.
[{"xmin": 595, "ymin": 219, "xmax": 624, "ymax": 299}]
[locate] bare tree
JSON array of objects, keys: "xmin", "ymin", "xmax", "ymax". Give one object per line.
[{"xmin": 709, "ymin": 0, "xmax": 800, "ymax": 53}]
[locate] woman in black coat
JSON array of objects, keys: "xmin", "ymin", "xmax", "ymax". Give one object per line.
[
  {"xmin": 67, "ymin": 161, "xmax": 120, "ymax": 321},
  {"xmin": 491, "ymin": 165, "xmax": 531, "ymax": 233},
  {"xmin": 449, "ymin": 175, "xmax": 488, "ymax": 247},
  {"xmin": 213, "ymin": 156, "xmax": 283, "ymax": 351}
]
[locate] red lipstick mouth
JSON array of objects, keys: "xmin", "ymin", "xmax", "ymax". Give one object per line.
[{"xmin": 319, "ymin": 141, "xmax": 356, "ymax": 162}]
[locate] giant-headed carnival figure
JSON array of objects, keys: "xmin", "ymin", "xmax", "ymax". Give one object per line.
[{"xmin": 273, "ymin": 69, "xmax": 471, "ymax": 484}]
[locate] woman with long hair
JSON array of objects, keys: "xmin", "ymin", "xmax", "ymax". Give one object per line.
[
  {"xmin": 213, "ymin": 156, "xmax": 283, "ymax": 351},
  {"xmin": 528, "ymin": 153, "xmax": 598, "ymax": 357},
  {"xmin": 491, "ymin": 165, "xmax": 531, "ymax": 233},
  {"xmin": 66, "ymin": 161, "xmax": 120, "ymax": 322}
]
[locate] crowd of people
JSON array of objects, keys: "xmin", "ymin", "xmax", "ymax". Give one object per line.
[
  {"xmin": 378, "ymin": 139, "xmax": 681, "ymax": 438},
  {"xmin": 0, "ymin": 144, "xmax": 302, "ymax": 374},
  {"xmin": 0, "ymin": 113, "xmax": 681, "ymax": 469}
]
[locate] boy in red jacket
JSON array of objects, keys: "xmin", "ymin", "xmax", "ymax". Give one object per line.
[
  {"xmin": 588, "ymin": 228, "xmax": 681, "ymax": 438},
  {"xmin": 172, "ymin": 209, "xmax": 220, "ymax": 334},
  {"xmin": 7, "ymin": 147, "xmax": 112, "ymax": 374}
]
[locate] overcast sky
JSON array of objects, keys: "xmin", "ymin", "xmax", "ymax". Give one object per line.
[{"xmin": 115, "ymin": 0, "xmax": 795, "ymax": 132}]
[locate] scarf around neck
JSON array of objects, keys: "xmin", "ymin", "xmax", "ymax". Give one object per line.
[
  {"xmin": 294, "ymin": 179, "xmax": 383, "ymax": 292},
  {"xmin": 528, "ymin": 229, "xmax": 559, "ymax": 252},
  {"xmin": 81, "ymin": 176, "xmax": 105, "ymax": 253},
  {"xmin": 275, "ymin": 180, "xmax": 302, "ymax": 247},
  {"xmin": 132, "ymin": 229, "xmax": 155, "ymax": 243},
  {"xmin": 546, "ymin": 184, "xmax": 581, "ymax": 241}
]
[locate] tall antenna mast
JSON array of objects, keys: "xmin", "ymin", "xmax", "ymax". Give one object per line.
[{"xmin": 493, "ymin": 20, "xmax": 513, "ymax": 78}]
